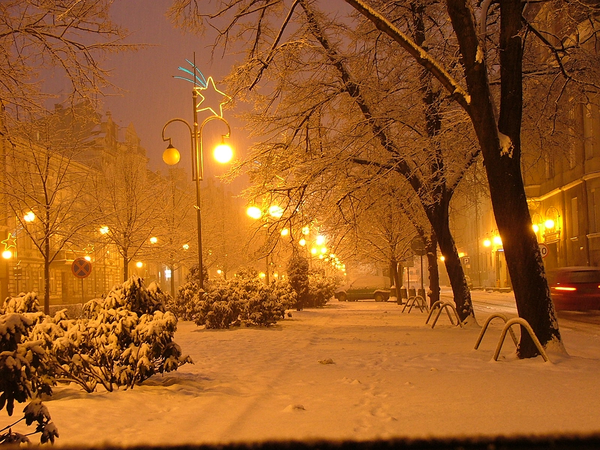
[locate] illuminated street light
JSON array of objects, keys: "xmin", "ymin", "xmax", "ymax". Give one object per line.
[
  {"xmin": 161, "ymin": 57, "xmax": 233, "ymax": 292},
  {"xmin": 246, "ymin": 206, "xmax": 262, "ymax": 220},
  {"xmin": 150, "ymin": 236, "xmax": 158, "ymax": 244},
  {"xmin": 246, "ymin": 203, "xmax": 284, "ymax": 284},
  {"xmin": 2, "ymin": 250, "xmax": 12, "ymax": 259},
  {"xmin": 23, "ymin": 211, "xmax": 35, "ymax": 223}
]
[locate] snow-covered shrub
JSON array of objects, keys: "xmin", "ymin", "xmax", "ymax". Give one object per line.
[
  {"xmin": 1, "ymin": 399, "xmax": 59, "ymax": 445},
  {"xmin": 0, "ymin": 310, "xmax": 58, "ymax": 445},
  {"xmin": 269, "ymin": 279, "xmax": 298, "ymax": 311},
  {"xmin": 193, "ymin": 269, "xmax": 296, "ymax": 329},
  {"xmin": 1, "ymin": 292, "xmax": 40, "ymax": 314},
  {"xmin": 32, "ymin": 277, "xmax": 192, "ymax": 393},
  {"xmin": 168, "ymin": 265, "xmax": 208, "ymax": 321},
  {"xmin": 306, "ymin": 270, "xmax": 338, "ymax": 308},
  {"xmin": 287, "ymin": 254, "xmax": 309, "ymax": 310}
]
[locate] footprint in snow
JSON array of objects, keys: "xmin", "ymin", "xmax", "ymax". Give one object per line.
[{"xmin": 283, "ymin": 404, "xmax": 306, "ymax": 412}]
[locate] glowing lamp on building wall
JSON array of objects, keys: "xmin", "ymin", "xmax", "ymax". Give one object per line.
[
  {"xmin": 493, "ymin": 235, "xmax": 502, "ymax": 246},
  {"xmin": 483, "ymin": 239, "xmax": 492, "ymax": 248},
  {"xmin": 544, "ymin": 219, "xmax": 555, "ymax": 230},
  {"xmin": 2, "ymin": 250, "xmax": 12, "ymax": 259}
]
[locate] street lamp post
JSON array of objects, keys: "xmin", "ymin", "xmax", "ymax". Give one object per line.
[{"xmin": 161, "ymin": 63, "xmax": 233, "ymax": 292}]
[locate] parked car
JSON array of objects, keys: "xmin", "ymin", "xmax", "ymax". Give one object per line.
[
  {"xmin": 334, "ymin": 275, "xmax": 391, "ymax": 302},
  {"xmin": 548, "ymin": 266, "xmax": 600, "ymax": 311}
]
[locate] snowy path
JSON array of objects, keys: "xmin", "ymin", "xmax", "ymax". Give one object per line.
[{"xmin": 21, "ymin": 300, "xmax": 600, "ymax": 447}]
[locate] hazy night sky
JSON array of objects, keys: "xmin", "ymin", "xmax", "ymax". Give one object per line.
[{"xmin": 100, "ymin": 0, "xmax": 247, "ymax": 190}]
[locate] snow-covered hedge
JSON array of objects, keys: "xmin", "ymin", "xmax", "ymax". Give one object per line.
[
  {"xmin": 170, "ymin": 268, "xmax": 297, "ymax": 329},
  {"xmin": 194, "ymin": 274, "xmax": 297, "ymax": 329}
]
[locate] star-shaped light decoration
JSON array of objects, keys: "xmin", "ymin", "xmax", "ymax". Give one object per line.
[
  {"xmin": 194, "ymin": 76, "xmax": 232, "ymax": 118},
  {"xmin": 2, "ymin": 232, "xmax": 17, "ymax": 250}
]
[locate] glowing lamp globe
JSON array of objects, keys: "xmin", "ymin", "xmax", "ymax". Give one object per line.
[
  {"xmin": 214, "ymin": 143, "xmax": 233, "ymax": 164},
  {"xmin": 163, "ymin": 144, "xmax": 181, "ymax": 165},
  {"xmin": 247, "ymin": 206, "xmax": 262, "ymax": 220}
]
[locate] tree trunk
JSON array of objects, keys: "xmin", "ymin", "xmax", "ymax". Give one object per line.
[
  {"xmin": 425, "ymin": 233, "xmax": 440, "ymax": 308},
  {"xmin": 447, "ymin": 0, "xmax": 562, "ymax": 356},
  {"xmin": 390, "ymin": 257, "xmax": 401, "ymax": 302},
  {"xmin": 123, "ymin": 250, "xmax": 129, "ymax": 282},
  {"xmin": 426, "ymin": 203, "xmax": 474, "ymax": 321},
  {"xmin": 44, "ymin": 239, "xmax": 50, "ymax": 315}
]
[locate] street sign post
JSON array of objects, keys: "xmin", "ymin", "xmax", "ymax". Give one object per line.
[
  {"xmin": 72, "ymin": 257, "xmax": 92, "ymax": 303},
  {"xmin": 72, "ymin": 257, "xmax": 92, "ymax": 278},
  {"xmin": 410, "ymin": 237, "xmax": 427, "ymax": 296}
]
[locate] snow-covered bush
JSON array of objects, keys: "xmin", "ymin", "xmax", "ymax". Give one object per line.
[
  {"xmin": 1, "ymin": 399, "xmax": 59, "ymax": 445},
  {"xmin": 0, "ymin": 298, "xmax": 58, "ymax": 445},
  {"xmin": 32, "ymin": 277, "xmax": 192, "ymax": 393},
  {"xmin": 168, "ymin": 265, "xmax": 207, "ymax": 321},
  {"xmin": 192, "ymin": 269, "xmax": 296, "ymax": 329},
  {"xmin": 287, "ymin": 254, "xmax": 309, "ymax": 310},
  {"xmin": 1, "ymin": 292, "xmax": 40, "ymax": 314},
  {"xmin": 306, "ymin": 270, "xmax": 338, "ymax": 308}
]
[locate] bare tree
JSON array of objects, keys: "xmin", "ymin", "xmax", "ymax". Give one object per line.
[
  {"xmin": 0, "ymin": 0, "xmax": 137, "ymax": 122},
  {"xmin": 143, "ymin": 168, "xmax": 196, "ymax": 296},
  {"xmin": 1, "ymin": 103, "xmax": 99, "ymax": 313},
  {"xmin": 92, "ymin": 133, "xmax": 162, "ymax": 282}
]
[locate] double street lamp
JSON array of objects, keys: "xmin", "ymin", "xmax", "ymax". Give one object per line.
[{"xmin": 161, "ymin": 64, "xmax": 233, "ymax": 292}]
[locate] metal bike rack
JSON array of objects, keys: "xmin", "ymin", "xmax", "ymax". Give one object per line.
[
  {"xmin": 425, "ymin": 300, "xmax": 463, "ymax": 328},
  {"xmin": 401, "ymin": 295, "xmax": 428, "ymax": 313},
  {"xmin": 474, "ymin": 313, "xmax": 518, "ymax": 350},
  {"xmin": 492, "ymin": 317, "xmax": 549, "ymax": 362}
]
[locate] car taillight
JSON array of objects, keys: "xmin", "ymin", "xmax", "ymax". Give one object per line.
[{"xmin": 554, "ymin": 286, "xmax": 577, "ymax": 291}]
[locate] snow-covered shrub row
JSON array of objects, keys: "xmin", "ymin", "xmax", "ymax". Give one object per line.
[
  {"xmin": 0, "ymin": 277, "xmax": 192, "ymax": 444},
  {"xmin": 195, "ymin": 272, "xmax": 297, "ymax": 329},
  {"xmin": 170, "ymin": 268, "xmax": 297, "ymax": 328},
  {"xmin": 0, "ymin": 300, "xmax": 58, "ymax": 444}
]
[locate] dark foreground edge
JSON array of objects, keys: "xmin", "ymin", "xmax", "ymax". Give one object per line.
[{"xmin": 29, "ymin": 434, "xmax": 600, "ymax": 450}]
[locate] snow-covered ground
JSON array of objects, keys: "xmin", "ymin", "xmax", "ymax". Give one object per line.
[{"xmin": 11, "ymin": 291, "xmax": 600, "ymax": 447}]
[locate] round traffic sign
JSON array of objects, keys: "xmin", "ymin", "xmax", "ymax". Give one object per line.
[
  {"xmin": 539, "ymin": 243, "xmax": 549, "ymax": 259},
  {"xmin": 72, "ymin": 257, "xmax": 92, "ymax": 278}
]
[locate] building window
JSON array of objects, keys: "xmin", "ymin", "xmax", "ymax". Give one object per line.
[{"xmin": 571, "ymin": 196, "xmax": 579, "ymax": 238}]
